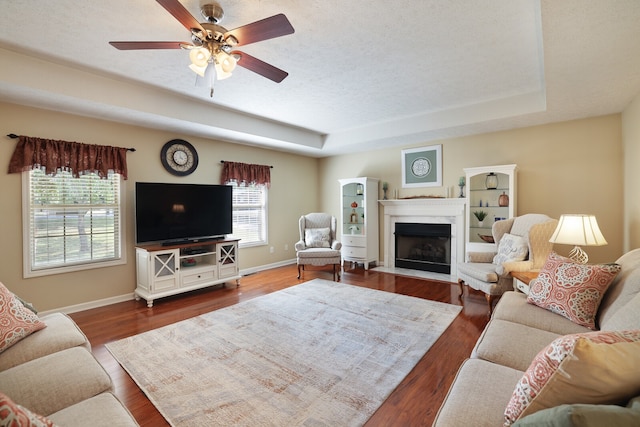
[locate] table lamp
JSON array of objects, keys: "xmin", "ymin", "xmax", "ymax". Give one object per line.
[{"xmin": 548, "ymin": 214, "xmax": 607, "ymax": 264}]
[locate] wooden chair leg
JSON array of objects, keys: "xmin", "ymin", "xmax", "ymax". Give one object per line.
[
  {"xmin": 297, "ymin": 264, "xmax": 303, "ymax": 279},
  {"xmin": 457, "ymin": 279, "xmax": 465, "ymax": 298},
  {"xmin": 486, "ymin": 294, "xmax": 496, "ymax": 316}
]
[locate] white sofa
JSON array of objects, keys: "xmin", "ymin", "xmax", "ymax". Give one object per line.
[
  {"xmin": 0, "ymin": 311, "xmax": 138, "ymax": 426},
  {"xmin": 434, "ymin": 249, "xmax": 640, "ymax": 426}
]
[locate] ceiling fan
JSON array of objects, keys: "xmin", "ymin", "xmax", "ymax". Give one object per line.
[{"xmin": 110, "ymin": 0, "xmax": 295, "ymax": 96}]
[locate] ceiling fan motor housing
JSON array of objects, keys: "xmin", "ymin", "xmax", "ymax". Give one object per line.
[{"xmin": 201, "ymin": 2, "xmax": 224, "ymax": 23}]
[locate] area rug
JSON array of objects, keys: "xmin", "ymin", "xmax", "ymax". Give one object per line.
[{"xmin": 106, "ymin": 279, "xmax": 461, "ymax": 426}]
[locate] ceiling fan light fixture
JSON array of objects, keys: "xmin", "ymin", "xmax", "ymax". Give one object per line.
[
  {"xmin": 214, "ymin": 63, "xmax": 232, "ymax": 80},
  {"xmin": 189, "ymin": 47, "xmax": 211, "ymax": 67},
  {"xmin": 216, "ymin": 51, "xmax": 237, "ymax": 73},
  {"xmin": 189, "ymin": 62, "xmax": 208, "ymax": 77}
]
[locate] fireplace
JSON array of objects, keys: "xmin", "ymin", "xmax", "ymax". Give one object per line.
[
  {"xmin": 380, "ymin": 199, "xmax": 466, "ymax": 277},
  {"xmin": 395, "ymin": 223, "xmax": 451, "ymax": 274}
]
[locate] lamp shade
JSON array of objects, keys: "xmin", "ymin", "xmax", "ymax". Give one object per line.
[{"xmin": 549, "ymin": 214, "xmax": 607, "ymax": 246}]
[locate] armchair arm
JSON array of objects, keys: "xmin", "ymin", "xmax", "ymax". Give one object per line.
[
  {"xmin": 331, "ymin": 241, "xmax": 342, "ymax": 250},
  {"xmin": 499, "ymin": 260, "xmax": 534, "ymax": 275},
  {"xmin": 466, "ymin": 251, "xmax": 496, "ymax": 263},
  {"xmin": 295, "ymin": 240, "xmax": 306, "ymax": 251}
]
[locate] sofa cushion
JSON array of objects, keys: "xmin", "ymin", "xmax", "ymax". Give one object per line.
[
  {"xmin": 0, "ymin": 313, "xmax": 90, "ymax": 371},
  {"xmin": 433, "ymin": 358, "xmax": 524, "ymax": 427},
  {"xmin": 304, "ymin": 227, "xmax": 331, "ymax": 248},
  {"xmin": 527, "ymin": 252, "xmax": 621, "ymax": 329},
  {"xmin": 0, "ymin": 281, "xmax": 46, "ymax": 354},
  {"xmin": 492, "ymin": 292, "xmax": 590, "ymax": 336},
  {"xmin": 0, "ymin": 391, "xmax": 56, "ymax": 426},
  {"xmin": 599, "ymin": 248, "xmax": 640, "ymax": 329},
  {"xmin": 512, "ymin": 397, "xmax": 640, "ymax": 427},
  {"xmin": 602, "ymin": 292, "xmax": 640, "ymax": 331},
  {"xmin": 504, "ymin": 330, "xmax": 640, "ymax": 425},
  {"xmin": 0, "ymin": 346, "xmax": 113, "ymax": 416},
  {"xmin": 472, "ymin": 319, "xmax": 562, "ymax": 371},
  {"xmin": 48, "ymin": 393, "xmax": 138, "ymax": 427}
]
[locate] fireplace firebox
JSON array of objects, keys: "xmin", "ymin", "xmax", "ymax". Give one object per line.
[{"xmin": 394, "ymin": 223, "xmax": 451, "ymax": 274}]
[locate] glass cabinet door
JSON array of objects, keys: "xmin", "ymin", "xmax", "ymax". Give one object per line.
[{"xmin": 341, "ymin": 181, "xmax": 366, "ymax": 236}]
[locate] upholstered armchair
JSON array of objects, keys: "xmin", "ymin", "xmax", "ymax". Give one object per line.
[
  {"xmin": 296, "ymin": 213, "xmax": 342, "ymax": 281},
  {"xmin": 458, "ymin": 213, "xmax": 558, "ymax": 314}
]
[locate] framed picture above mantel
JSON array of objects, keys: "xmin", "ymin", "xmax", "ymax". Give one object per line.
[{"xmin": 401, "ymin": 145, "xmax": 442, "ymax": 188}]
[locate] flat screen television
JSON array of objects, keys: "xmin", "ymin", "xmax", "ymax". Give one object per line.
[{"xmin": 135, "ymin": 182, "xmax": 233, "ymax": 245}]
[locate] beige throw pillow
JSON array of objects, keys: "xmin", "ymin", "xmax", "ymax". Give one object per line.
[
  {"xmin": 493, "ymin": 233, "xmax": 528, "ymax": 265},
  {"xmin": 304, "ymin": 228, "xmax": 331, "ymax": 248}
]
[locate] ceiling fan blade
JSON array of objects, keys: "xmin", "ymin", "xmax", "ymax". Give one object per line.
[
  {"xmin": 225, "ymin": 14, "xmax": 294, "ymax": 46},
  {"xmin": 109, "ymin": 41, "xmax": 189, "ymax": 50},
  {"xmin": 232, "ymin": 51, "xmax": 288, "ymax": 83},
  {"xmin": 156, "ymin": 0, "xmax": 206, "ymax": 33}
]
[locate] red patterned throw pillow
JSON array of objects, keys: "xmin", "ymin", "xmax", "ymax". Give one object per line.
[
  {"xmin": 0, "ymin": 281, "xmax": 46, "ymax": 354},
  {"xmin": 0, "ymin": 392, "xmax": 57, "ymax": 426},
  {"xmin": 526, "ymin": 252, "xmax": 621, "ymax": 329},
  {"xmin": 504, "ymin": 330, "xmax": 640, "ymax": 426}
]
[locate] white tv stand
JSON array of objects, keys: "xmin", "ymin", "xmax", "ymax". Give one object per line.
[{"xmin": 135, "ymin": 238, "xmax": 240, "ymax": 308}]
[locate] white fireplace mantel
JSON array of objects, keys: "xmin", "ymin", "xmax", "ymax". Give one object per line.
[{"xmin": 379, "ymin": 198, "xmax": 466, "ymax": 277}]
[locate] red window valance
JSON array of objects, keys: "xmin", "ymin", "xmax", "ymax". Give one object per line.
[
  {"xmin": 8, "ymin": 135, "xmax": 130, "ymax": 179},
  {"xmin": 221, "ymin": 161, "xmax": 271, "ymax": 188}
]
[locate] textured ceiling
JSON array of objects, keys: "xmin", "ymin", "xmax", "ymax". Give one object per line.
[{"xmin": 1, "ymin": 0, "xmax": 639, "ymax": 156}]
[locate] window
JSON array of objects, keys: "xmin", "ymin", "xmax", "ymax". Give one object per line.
[
  {"xmin": 230, "ymin": 183, "xmax": 267, "ymax": 247},
  {"xmin": 23, "ymin": 169, "xmax": 125, "ymax": 277}
]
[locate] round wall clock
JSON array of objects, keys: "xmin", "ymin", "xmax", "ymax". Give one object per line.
[{"xmin": 160, "ymin": 139, "xmax": 198, "ymax": 176}]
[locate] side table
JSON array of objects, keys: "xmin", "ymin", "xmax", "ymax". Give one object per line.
[{"xmin": 511, "ymin": 271, "xmax": 539, "ymax": 295}]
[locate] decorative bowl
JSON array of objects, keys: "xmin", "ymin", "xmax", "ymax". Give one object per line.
[{"xmin": 478, "ymin": 234, "xmax": 495, "ymax": 243}]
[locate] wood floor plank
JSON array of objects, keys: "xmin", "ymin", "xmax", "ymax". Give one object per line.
[{"xmin": 69, "ymin": 264, "xmax": 489, "ymax": 426}]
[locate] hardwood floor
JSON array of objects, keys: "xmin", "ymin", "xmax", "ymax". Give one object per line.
[{"xmin": 69, "ymin": 264, "xmax": 490, "ymax": 426}]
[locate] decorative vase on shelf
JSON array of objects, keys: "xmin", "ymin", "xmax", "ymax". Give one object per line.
[
  {"xmin": 351, "ymin": 201, "xmax": 358, "ymax": 208},
  {"xmin": 498, "ymin": 192, "xmax": 509, "ymax": 207},
  {"xmin": 478, "ymin": 221, "xmax": 484, "ymax": 228},
  {"xmin": 485, "ymin": 172, "xmax": 498, "ymax": 189}
]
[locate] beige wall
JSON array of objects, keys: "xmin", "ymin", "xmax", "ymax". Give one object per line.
[
  {"xmin": 319, "ymin": 114, "xmax": 624, "ymax": 264},
  {"xmin": 0, "ymin": 102, "xmax": 319, "ymax": 311},
  {"xmin": 622, "ymin": 92, "xmax": 640, "ymax": 251},
  {"xmin": 0, "ymin": 101, "xmax": 632, "ymax": 311}
]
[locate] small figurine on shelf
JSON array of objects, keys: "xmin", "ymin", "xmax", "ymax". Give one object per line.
[
  {"xmin": 458, "ymin": 176, "xmax": 465, "ymax": 198},
  {"xmin": 382, "ymin": 182, "xmax": 389, "ymax": 200}
]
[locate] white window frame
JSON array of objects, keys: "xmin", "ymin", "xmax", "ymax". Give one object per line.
[
  {"xmin": 229, "ymin": 182, "xmax": 268, "ymax": 248},
  {"xmin": 22, "ymin": 169, "xmax": 126, "ymax": 278}
]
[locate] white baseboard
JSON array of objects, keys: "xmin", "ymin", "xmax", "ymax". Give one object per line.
[
  {"xmin": 39, "ymin": 293, "xmax": 136, "ymax": 316},
  {"xmin": 240, "ymin": 258, "xmax": 297, "ymax": 276},
  {"xmin": 40, "ymin": 258, "xmax": 299, "ymax": 315}
]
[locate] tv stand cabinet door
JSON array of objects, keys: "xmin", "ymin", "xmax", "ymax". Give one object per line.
[
  {"xmin": 137, "ymin": 248, "xmax": 179, "ymax": 293},
  {"xmin": 218, "ymin": 241, "xmax": 239, "ymax": 279}
]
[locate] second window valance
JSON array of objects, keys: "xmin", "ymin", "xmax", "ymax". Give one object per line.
[{"xmin": 221, "ymin": 161, "xmax": 271, "ymax": 188}]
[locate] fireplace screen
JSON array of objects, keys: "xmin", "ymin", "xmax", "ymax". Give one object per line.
[{"xmin": 394, "ymin": 223, "xmax": 451, "ymax": 274}]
